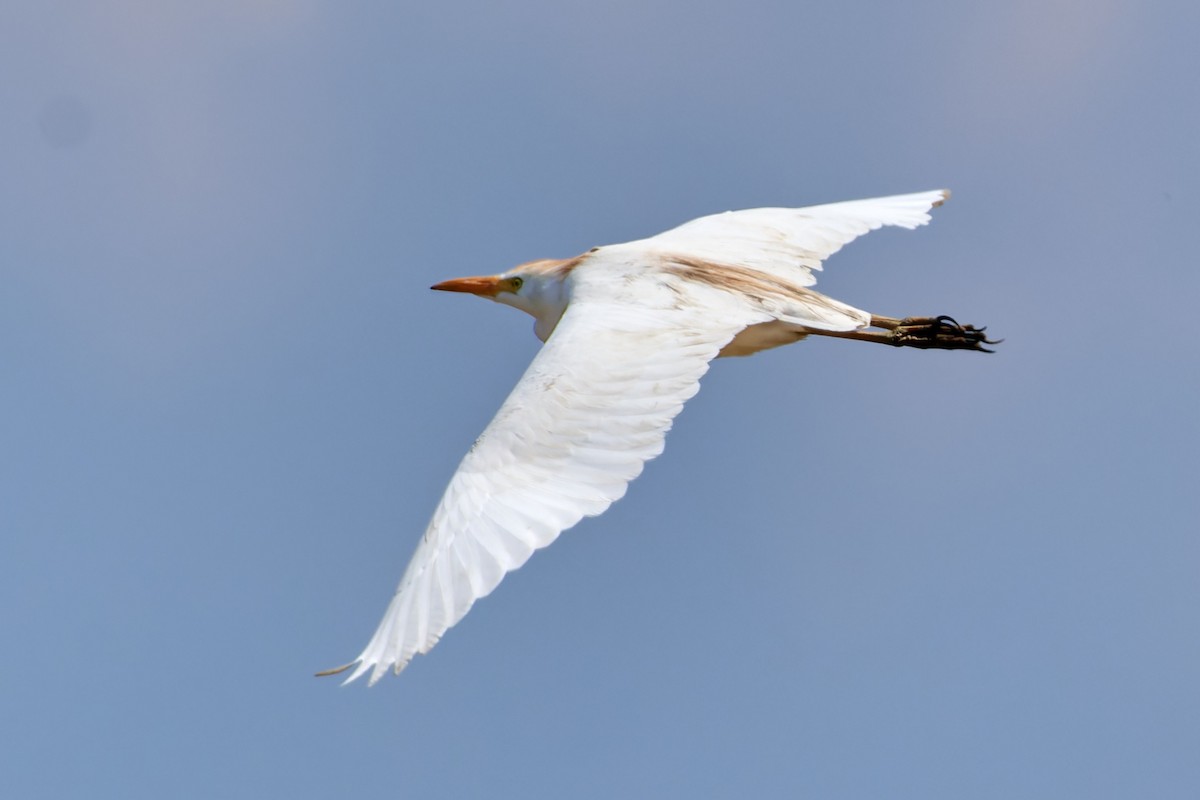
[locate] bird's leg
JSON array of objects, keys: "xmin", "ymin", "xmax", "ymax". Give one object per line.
[
  {"xmin": 876, "ymin": 315, "xmax": 1000, "ymax": 352},
  {"xmin": 809, "ymin": 315, "xmax": 1000, "ymax": 352}
]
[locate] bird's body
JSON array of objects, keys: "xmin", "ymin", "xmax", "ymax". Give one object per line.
[{"xmin": 322, "ymin": 189, "xmax": 995, "ymax": 685}]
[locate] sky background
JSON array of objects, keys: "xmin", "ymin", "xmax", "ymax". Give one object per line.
[{"xmin": 3, "ymin": 1, "xmax": 1198, "ymax": 797}]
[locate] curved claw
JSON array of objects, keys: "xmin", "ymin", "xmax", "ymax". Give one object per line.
[{"xmin": 893, "ymin": 315, "xmax": 1001, "ymax": 352}]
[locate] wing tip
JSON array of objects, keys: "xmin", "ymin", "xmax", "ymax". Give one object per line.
[
  {"xmin": 933, "ymin": 188, "xmax": 951, "ymax": 208},
  {"xmin": 315, "ymin": 653, "xmax": 418, "ymax": 686},
  {"xmin": 315, "ymin": 660, "xmax": 371, "ymax": 687},
  {"xmin": 314, "ymin": 657, "xmax": 381, "ymax": 686}
]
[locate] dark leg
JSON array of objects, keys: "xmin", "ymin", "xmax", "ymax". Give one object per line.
[{"xmin": 808, "ymin": 315, "xmax": 1000, "ymax": 352}]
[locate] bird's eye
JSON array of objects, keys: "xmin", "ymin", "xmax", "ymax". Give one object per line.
[{"xmin": 509, "ymin": 276, "xmax": 524, "ymax": 291}]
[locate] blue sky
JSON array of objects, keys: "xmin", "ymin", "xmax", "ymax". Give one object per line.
[{"xmin": 3, "ymin": 1, "xmax": 1197, "ymax": 797}]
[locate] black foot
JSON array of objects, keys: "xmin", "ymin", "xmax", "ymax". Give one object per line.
[{"xmin": 891, "ymin": 316, "xmax": 1001, "ymax": 353}]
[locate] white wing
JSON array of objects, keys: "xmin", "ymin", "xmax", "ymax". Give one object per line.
[
  {"xmin": 623, "ymin": 189, "xmax": 949, "ymax": 289},
  {"xmin": 340, "ymin": 266, "xmax": 767, "ymax": 684}
]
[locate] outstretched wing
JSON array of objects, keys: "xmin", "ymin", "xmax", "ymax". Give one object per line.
[
  {"xmin": 625, "ymin": 189, "xmax": 949, "ymax": 289},
  {"xmin": 333, "ymin": 191, "xmax": 949, "ymax": 684},
  {"xmin": 337, "ymin": 268, "xmax": 765, "ymax": 684}
]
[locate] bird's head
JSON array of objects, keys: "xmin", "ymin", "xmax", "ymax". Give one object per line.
[{"xmin": 432, "ymin": 258, "xmax": 573, "ymax": 341}]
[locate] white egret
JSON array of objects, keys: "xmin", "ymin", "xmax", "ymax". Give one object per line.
[{"xmin": 320, "ymin": 189, "xmax": 996, "ymax": 685}]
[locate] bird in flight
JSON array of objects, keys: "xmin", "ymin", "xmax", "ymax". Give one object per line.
[{"xmin": 319, "ymin": 189, "xmax": 996, "ymax": 685}]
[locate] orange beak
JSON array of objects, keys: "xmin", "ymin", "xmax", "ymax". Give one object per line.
[{"xmin": 431, "ymin": 275, "xmax": 504, "ymax": 297}]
